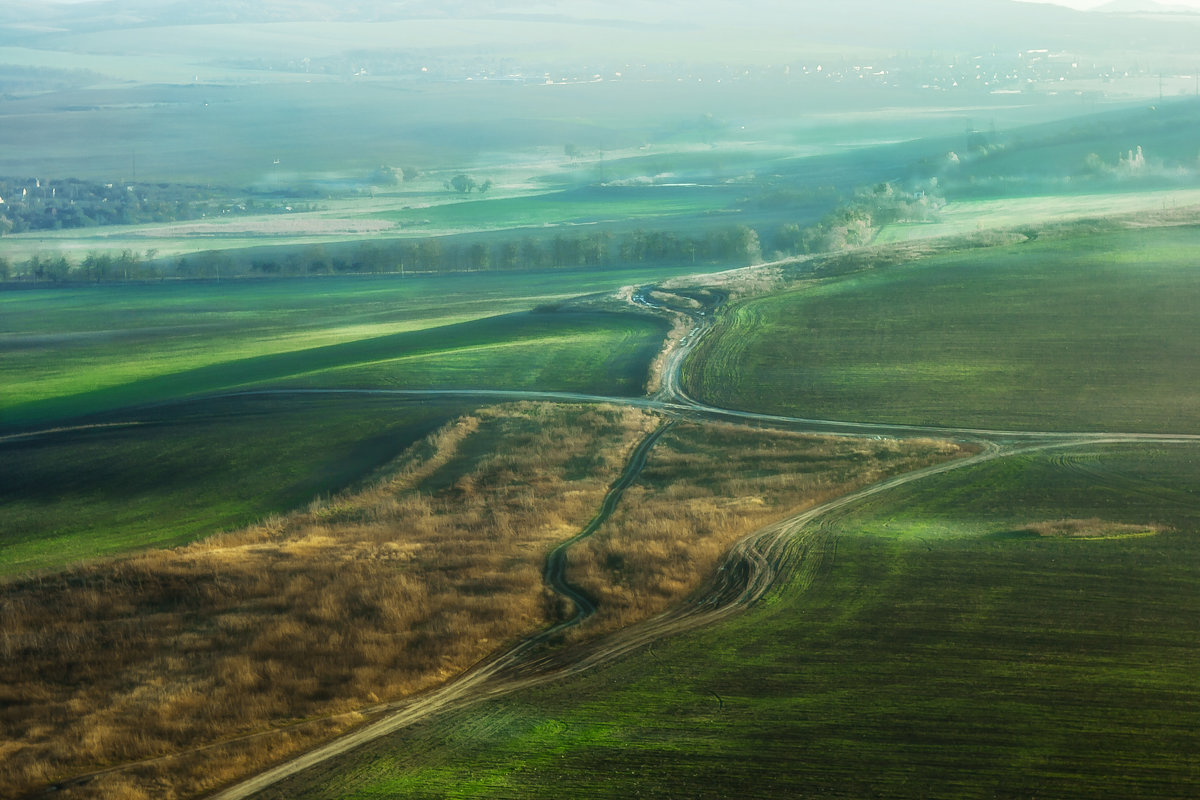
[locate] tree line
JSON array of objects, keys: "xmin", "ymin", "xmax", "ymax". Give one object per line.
[
  {"xmin": 240, "ymin": 226, "xmax": 761, "ymax": 277},
  {"xmin": 1, "ymin": 224, "xmax": 764, "ymax": 283},
  {"xmin": 1, "ymin": 180, "xmax": 939, "ymax": 283},
  {"xmin": 771, "ymin": 181, "xmax": 943, "ymax": 256}
]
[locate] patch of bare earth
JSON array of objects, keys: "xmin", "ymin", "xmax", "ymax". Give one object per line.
[{"xmin": 1024, "ymin": 518, "xmax": 1166, "ymax": 539}]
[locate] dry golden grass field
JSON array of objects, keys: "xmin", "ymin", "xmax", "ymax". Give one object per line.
[{"xmin": 0, "ymin": 402, "xmax": 968, "ymax": 800}]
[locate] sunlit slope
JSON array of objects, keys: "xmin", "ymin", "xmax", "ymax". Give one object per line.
[
  {"xmin": 4, "ymin": 310, "xmax": 664, "ymax": 429},
  {"xmin": 260, "ymin": 442, "xmax": 1200, "ymax": 800},
  {"xmin": 685, "ymin": 225, "xmax": 1200, "ymax": 432},
  {"xmin": 1, "ymin": 271, "xmax": 670, "ymax": 430}
]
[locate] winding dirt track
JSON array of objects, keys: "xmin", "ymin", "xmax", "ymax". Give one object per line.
[
  {"xmin": 181, "ymin": 290, "xmax": 1200, "ymax": 798},
  {"xmin": 543, "ymin": 421, "xmax": 676, "ymax": 625}
]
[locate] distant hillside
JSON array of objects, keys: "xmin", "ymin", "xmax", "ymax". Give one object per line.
[
  {"xmin": 1096, "ymin": 0, "xmax": 1199, "ymax": 12},
  {"xmin": 4, "ymin": 0, "xmax": 1199, "ymax": 54},
  {"xmin": 941, "ymin": 98, "xmax": 1200, "ymax": 198}
]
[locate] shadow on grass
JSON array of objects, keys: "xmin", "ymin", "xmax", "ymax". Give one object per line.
[{"xmin": 4, "ymin": 310, "xmax": 666, "ymax": 431}]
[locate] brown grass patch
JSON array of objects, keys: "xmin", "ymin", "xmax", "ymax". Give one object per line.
[
  {"xmin": 647, "ymin": 290, "xmax": 702, "ymax": 310},
  {"xmin": 1024, "ymin": 518, "xmax": 1167, "ymax": 540},
  {"xmin": 0, "ymin": 403, "xmax": 657, "ymax": 800},
  {"xmin": 568, "ymin": 424, "xmax": 972, "ymax": 635}
]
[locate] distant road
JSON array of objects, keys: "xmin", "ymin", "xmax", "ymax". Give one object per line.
[{"xmin": 227, "ymin": 386, "xmax": 1200, "ymax": 447}]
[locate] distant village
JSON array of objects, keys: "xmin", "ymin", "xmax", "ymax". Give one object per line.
[{"xmin": 240, "ymin": 47, "xmax": 1200, "ymax": 99}]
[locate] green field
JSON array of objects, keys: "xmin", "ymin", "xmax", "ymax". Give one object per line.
[
  {"xmin": 686, "ymin": 224, "xmax": 1200, "ymax": 432},
  {"xmin": 379, "ymin": 186, "xmax": 739, "ymax": 229},
  {"xmin": 267, "ymin": 313, "xmax": 664, "ymax": 395},
  {"xmin": 5, "ymin": 310, "xmax": 666, "ymax": 428},
  {"xmin": 261, "ymin": 441, "xmax": 1200, "ymax": 799},
  {"xmin": 0, "ymin": 394, "xmax": 465, "ymax": 575},
  {"xmin": 1, "ymin": 268, "xmax": 680, "ymax": 429}
]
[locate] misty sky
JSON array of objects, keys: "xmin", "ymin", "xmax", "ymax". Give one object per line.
[
  {"xmin": 1022, "ymin": 0, "xmax": 1200, "ymax": 7},
  {"xmin": 26, "ymin": 0, "xmax": 1200, "ymax": 8}
]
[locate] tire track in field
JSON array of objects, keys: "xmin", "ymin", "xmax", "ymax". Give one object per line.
[
  {"xmin": 544, "ymin": 421, "xmax": 675, "ymax": 626},
  {"xmin": 1050, "ymin": 448, "xmax": 1198, "ymax": 511}
]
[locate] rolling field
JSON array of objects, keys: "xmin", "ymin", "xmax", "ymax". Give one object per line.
[
  {"xmin": 259, "ymin": 442, "xmax": 1200, "ymax": 800},
  {"xmin": 0, "ymin": 266, "xmax": 673, "ymax": 574},
  {"xmin": 7, "ymin": 8, "xmax": 1200, "ymax": 800},
  {"xmin": 1, "ymin": 268, "xmax": 678, "ymax": 429},
  {"xmin": 267, "ymin": 313, "xmax": 665, "ymax": 396},
  {"xmin": 4, "ymin": 310, "xmax": 666, "ymax": 428},
  {"xmin": 376, "ymin": 185, "xmax": 743, "ymax": 230},
  {"xmin": 686, "ymin": 224, "xmax": 1200, "ymax": 432}
]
